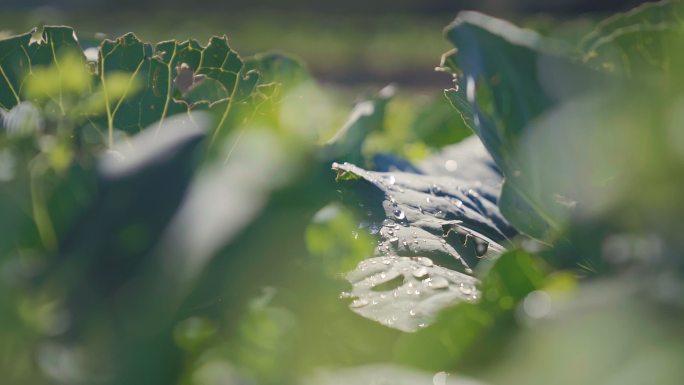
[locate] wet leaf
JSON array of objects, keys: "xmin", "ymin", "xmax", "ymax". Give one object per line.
[
  {"xmin": 334, "ymin": 136, "xmax": 513, "ymax": 274},
  {"xmin": 394, "ymin": 249, "xmax": 548, "ymax": 370},
  {"xmin": 345, "ymin": 256, "xmax": 479, "ymax": 332}
]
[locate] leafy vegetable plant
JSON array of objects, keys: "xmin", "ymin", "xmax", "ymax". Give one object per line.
[{"xmin": 1, "ymin": 1, "xmax": 684, "ymax": 385}]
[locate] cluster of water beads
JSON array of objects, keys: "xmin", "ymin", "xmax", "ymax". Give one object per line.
[
  {"xmin": 342, "ymin": 255, "xmax": 481, "ymax": 330},
  {"xmin": 348, "ymin": 256, "xmax": 479, "ymax": 300},
  {"xmin": 343, "ymin": 163, "xmax": 501, "ymax": 273}
]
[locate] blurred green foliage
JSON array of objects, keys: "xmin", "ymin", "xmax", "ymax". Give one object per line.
[{"xmin": 1, "ymin": 1, "xmax": 684, "ymax": 385}]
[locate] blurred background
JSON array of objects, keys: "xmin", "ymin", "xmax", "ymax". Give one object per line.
[
  {"xmin": 0, "ymin": 0, "xmax": 656, "ymax": 92},
  {"xmin": 2, "ymin": 1, "xmax": 679, "ymax": 385}
]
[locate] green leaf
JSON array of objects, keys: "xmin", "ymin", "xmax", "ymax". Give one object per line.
[
  {"xmin": 325, "ymin": 85, "xmax": 395, "ymax": 166},
  {"xmin": 0, "ymin": 27, "xmax": 86, "ymax": 111},
  {"xmin": 0, "ymin": 27, "xmax": 261, "ymax": 148},
  {"xmin": 410, "ymin": 93, "xmax": 473, "ymax": 149},
  {"xmin": 304, "ymin": 364, "xmax": 488, "ymax": 385},
  {"xmin": 98, "ymin": 34, "xmax": 255, "ymax": 139},
  {"xmin": 579, "ymin": 0, "xmax": 684, "ymax": 78},
  {"xmin": 0, "ymin": 30, "xmax": 32, "ymax": 110},
  {"xmin": 441, "ymin": 12, "xmax": 603, "ymax": 240},
  {"xmin": 51, "ymin": 113, "xmax": 208, "ymax": 332},
  {"xmin": 480, "ymin": 277, "xmax": 684, "ymax": 385}
]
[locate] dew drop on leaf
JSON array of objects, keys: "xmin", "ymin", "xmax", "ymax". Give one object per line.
[
  {"xmin": 444, "ymin": 159, "xmax": 459, "ymax": 172},
  {"xmin": 412, "ymin": 267, "xmax": 428, "ymax": 278},
  {"xmin": 350, "ymin": 298, "xmax": 369, "ymax": 308}
]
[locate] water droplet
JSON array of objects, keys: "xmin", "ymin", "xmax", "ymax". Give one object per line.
[
  {"xmin": 369, "ymin": 223, "xmax": 380, "ymax": 234},
  {"xmin": 466, "ymin": 76, "xmax": 476, "ymax": 103},
  {"xmin": 339, "ymin": 291, "xmax": 352, "ymax": 299},
  {"xmin": 393, "ymin": 209, "xmax": 405, "ymax": 220},
  {"xmin": 427, "ymin": 276, "xmax": 449, "ymax": 289},
  {"xmin": 459, "ymin": 283, "xmax": 474, "ymax": 295},
  {"xmin": 444, "ymin": 159, "xmax": 458, "ymax": 172},
  {"xmin": 475, "ymin": 239, "xmax": 489, "ymax": 257},
  {"xmin": 350, "ymin": 298, "xmax": 369, "ymax": 308},
  {"xmin": 352, "ymin": 231, "xmax": 359, "ymax": 240},
  {"xmin": 433, "ymin": 371, "xmax": 450, "ymax": 385},
  {"xmin": 412, "ymin": 267, "xmax": 428, "ymax": 278},
  {"xmin": 415, "ymin": 257, "xmax": 434, "ymax": 267}
]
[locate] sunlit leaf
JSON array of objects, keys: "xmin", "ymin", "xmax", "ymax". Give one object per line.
[
  {"xmin": 333, "ymin": 136, "xmax": 513, "ymax": 275},
  {"xmin": 344, "ymin": 255, "xmax": 479, "ymax": 332}
]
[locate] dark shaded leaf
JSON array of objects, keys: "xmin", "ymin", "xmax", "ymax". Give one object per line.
[
  {"xmin": 441, "ymin": 12, "xmax": 605, "ymax": 240},
  {"xmin": 47, "ymin": 113, "xmax": 208, "ymax": 334}
]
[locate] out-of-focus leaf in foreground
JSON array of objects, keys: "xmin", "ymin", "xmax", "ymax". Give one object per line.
[
  {"xmin": 480, "ymin": 277, "xmax": 684, "ymax": 385},
  {"xmin": 394, "ymin": 249, "xmax": 548, "ymax": 371},
  {"xmin": 304, "ymin": 364, "xmax": 486, "ymax": 385}
]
